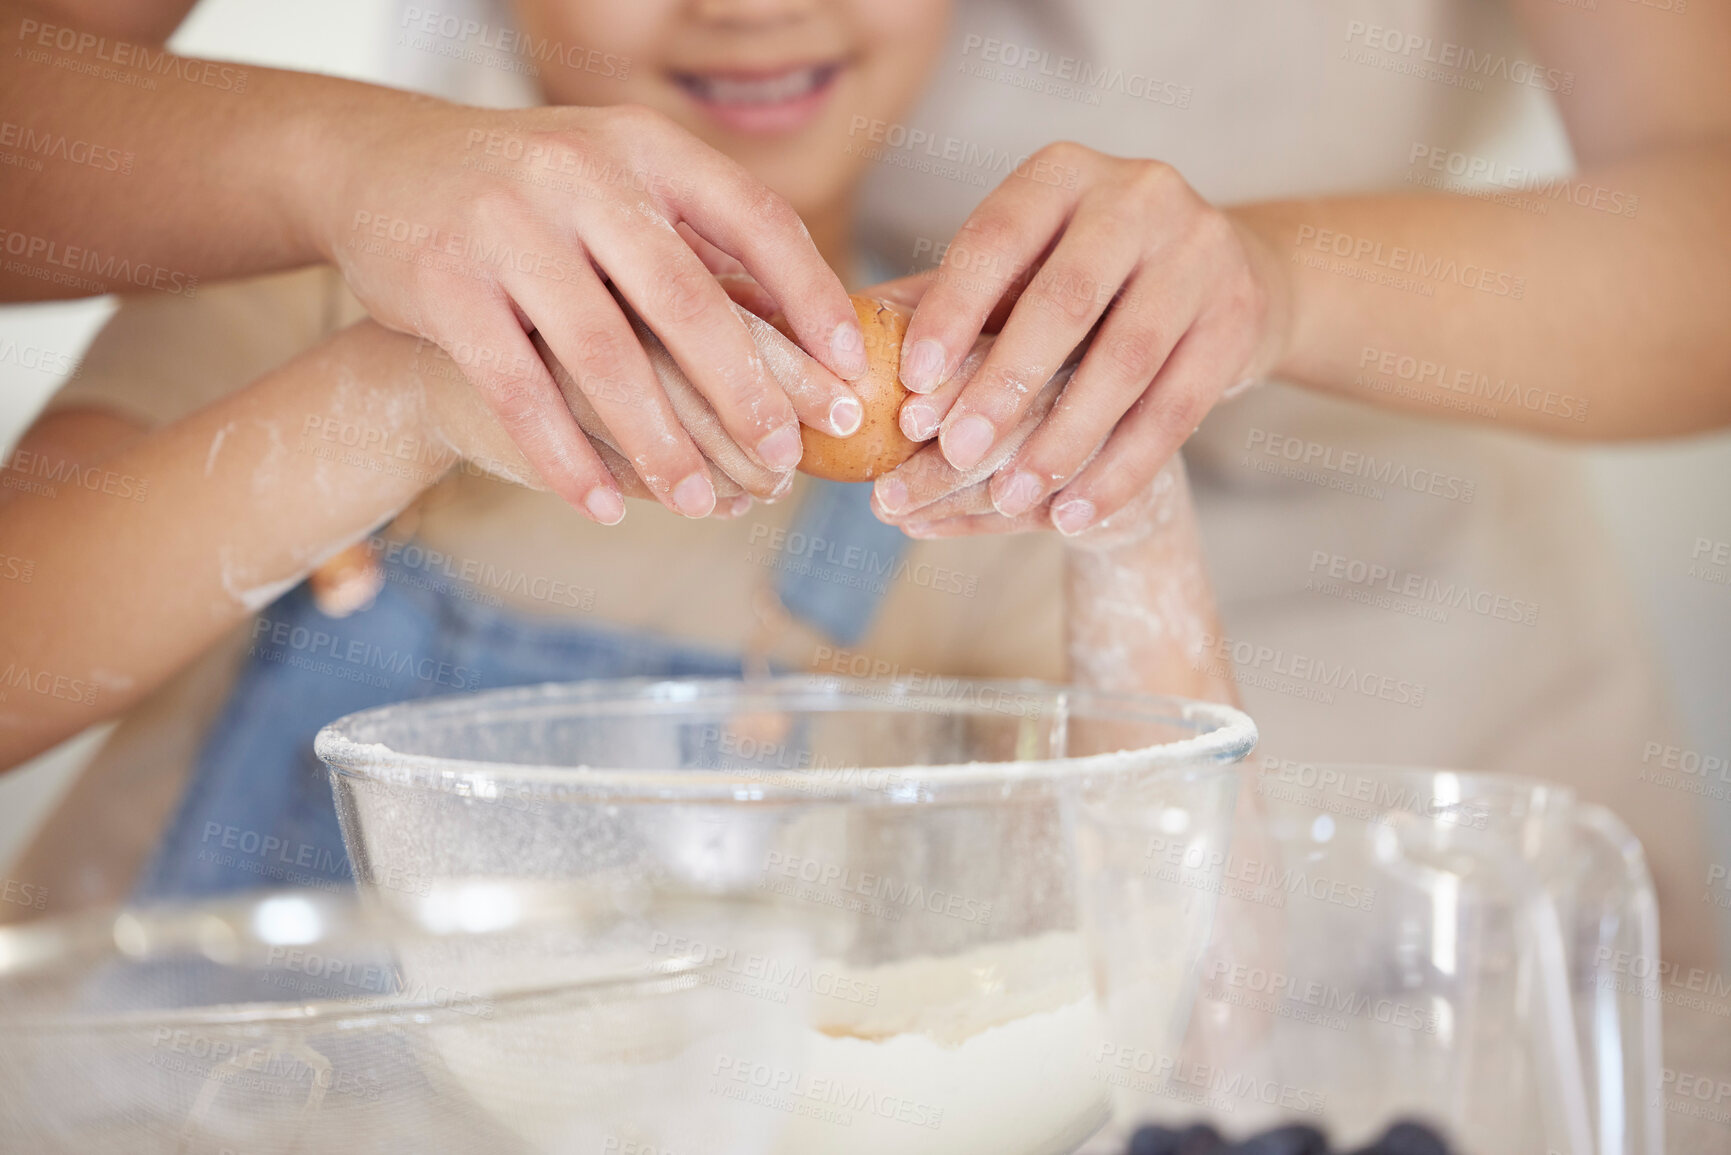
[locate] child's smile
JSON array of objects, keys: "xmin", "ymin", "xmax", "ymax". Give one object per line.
[{"xmin": 669, "ymin": 61, "xmax": 846, "ymax": 135}]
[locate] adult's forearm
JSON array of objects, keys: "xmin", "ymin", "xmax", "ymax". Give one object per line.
[
  {"xmin": 0, "ymin": 1, "xmax": 407, "ymax": 300},
  {"xmin": 1233, "ymin": 143, "xmax": 1731, "ymax": 439},
  {"xmin": 0, "ymin": 322, "xmax": 449, "ymax": 768},
  {"xmin": 22, "ymin": 0, "xmax": 197, "ymax": 43}
]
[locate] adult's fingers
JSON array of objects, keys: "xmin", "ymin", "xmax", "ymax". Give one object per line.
[
  {"xmin": 588, "ymin": 437, "xmax": 750, "ymax": 506},
  {"xmin": 588, "ymin": 438, "xmax": 656, "ymax": 502},
  {"xmin": 662, "ymin": 146, "xmax": 868, "ymax": 384},
  {"xmin": 933, "ymin": 202, "xmax": 1140, "ymax": 474},
  {"xmin": 640, "ymin": 276, "xmax": 863, "ymax": 445},
  {"xmin": 629, "ymin": 314, "xmax": 804, "ymax": 498},
  {"xmin": 873, "ymin": 368, "xmax": 1070, "ymax": 521},
  {"xmin": 896, "ymin": 337, "xmax": 991, "ymax": 444},
  {"xmin": 988, "ymin": 264, "xmax": 1197, "ymax": 517},
  {"xmin": 588, "ymin": 218, "xmax": 804, "ymax": 475},
  {"xmin": 896, "ymin": 157, "xmax": 1080, "ymax": 394},
  {"xmin": 511, "ymin": 266, "xmax": 717, "ymax": 519},
  {"xmin": 529, "ymin": 330, "xmax": 756, "ymax": 502},
  {"xmin": 934, "ymin": 203, "xmax": 1149, "ymax": 474},
  {"xmin": 1049, "ymin": 323, "xmax": 1237, "ymax": 536},
  {"xmin": 431, "ymin": 299, "xmax": 625, "ymax": 523},
  {"xmin": 675, "ymin": 221, "xmax": 748, "ymax": 278}
]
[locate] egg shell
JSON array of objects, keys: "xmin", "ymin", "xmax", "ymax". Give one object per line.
[{"xmin": 790, "ymin": 295, "xmax": 920, "ymax": 483}]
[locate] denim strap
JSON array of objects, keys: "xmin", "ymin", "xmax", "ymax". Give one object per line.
[{"xmin": 774, "ymin": 480, "xmax": 910, "ymax": 646}]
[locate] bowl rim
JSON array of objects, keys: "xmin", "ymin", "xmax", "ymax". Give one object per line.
[
  {"xmin": 312, "ymin": 675, "xmax": 1258, "ymax": 801},
  {"xmin": 0, "ymin": 897, "xmax": 710, "ymax": 1036}
]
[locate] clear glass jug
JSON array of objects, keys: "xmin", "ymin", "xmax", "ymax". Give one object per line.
[{"xmin": 1089, "ymin": 761, "xmax": 1664, "ymax": 1155}]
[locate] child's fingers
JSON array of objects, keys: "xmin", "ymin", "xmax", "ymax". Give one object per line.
[
  {"xmin": 900, "ymin": 508, "xmax": 1049, "ymax": 539},
  {"xmin": 512, "ymin": 266, "xmax": 717, "ymax": 519},
  {"xmin": 874, "ymin": 367, "xmax": 1069, "ymax": 522},
  {"xmin": 731, "ymin": 305, "xmax": 864, "ymax": 439},
  {"xmin": 427, "ymin": 301, "xmax": 626, "ymax": 525},
  {"xmin": 698, "ymin": 277, "xmax": 863, "ymax": 438},
  {"xmin": 531, "ymin": 329, "xmax": 757, "ymax": 508},
  {"xmin": 588, "ymin": 437, "xmax": 747, "ymax": 504},
  {"xmin": 627, "ymin": 314, "xmax": 788, "ymax": 496},
  {"xmin": 591, "ymin": 214, "xmax": 806, "ymax": 477},
  {"xmin": 887, "ymin": 478, "xmax": 1000, "ymax": 523}
]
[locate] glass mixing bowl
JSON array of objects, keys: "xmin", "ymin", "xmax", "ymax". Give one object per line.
[
  {"xmin": 0, "ymin": 891, "xmax": 757, "ymax": 1155},
  {"xmin": 313, "ymin": 676, "xmax": 1258, "ymax": 1155}
]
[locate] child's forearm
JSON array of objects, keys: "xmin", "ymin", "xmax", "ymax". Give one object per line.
[
  {"xmin": 0, "ymin": 321, "xmax": 452, "ymax": 768},
  {"xmin": 1063, "ymin": 458, "xmax": 1237, "ymax": 707}
]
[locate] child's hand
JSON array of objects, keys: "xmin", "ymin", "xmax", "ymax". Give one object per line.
[
  {"xmin": 1061, "ymin": 456, "xmax": 1235, "ymax": 704},
  {"xmin": 411, "ymin": 311, "xmax": 807, "ymax": 517},
  {"xmin": 887, "ymin": 143, "xmax": 1290, "ymax": 536},
  {"xmin": 308, "ymin": 101, "xmax": 868, "ymax": 525}
]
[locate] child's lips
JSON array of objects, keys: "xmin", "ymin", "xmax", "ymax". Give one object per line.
[{"xmin": 670, "ymin": 62, "xmax": 842, "ymax": 135}]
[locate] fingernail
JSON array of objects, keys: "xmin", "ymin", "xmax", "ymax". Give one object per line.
[
  {"xmin": 829, "ymin": 395, "xmax": 863, "ymax": 437},
  {"xmin": 1222, "ymin": 374, "xmax": 1260, "ymax": 402},
  {"xmin": 585, "ymin": 487, "xmax": 626, "ymax": 526},
  {"xmin": 770, "ymin": 471, "xmax": 796, "ymax": 500},
  {"xmin": 901, "ymin": 338, "xmax": 945, "ymax": 393},
  {"xmin": 941, "ymin": 413, "xmax": 995, "ymax": 471},
  {"xmin": 831, "ymin": 321, "xmax": 868, "ymax": 380},
  {"xmin": 1053, "ymin": 497, "xmax": 1096, "ymax": 537},
  {"xmin": 994, "ymin": 470, "xmax": 1044, "ymax": 517},
  {"xmin": 726, "ymin": 494, "xmax": 754, "ymax": 517},
  {"xmin": 902, "ymin": 520, "xmax": 938, "ymax": 539},
  {"xmin": 756, "ymin": 425, "xmax": 803, "ymax": 471},
  {"xmin": 672, "ymin": 472, "xmax": 716, "ymax": 518},
  {"xmin": 901, "ymin": 399, "xmax": 939, "ymax": 441},
  {"xmin": 875, "ymin": 476, "xmax": 908, "ymax": 515}
]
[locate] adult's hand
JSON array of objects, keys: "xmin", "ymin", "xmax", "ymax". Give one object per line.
[
  {"xmin": 0, "ymin": 11, "xmax": 867, "ymax": 522},
  {"xmin": 880, "ymin": 143, "xmax": 1288, "ymax": 536},
  {"xmin": 309, "ymin": 100, "xmax": 868, "ymax": 524}
]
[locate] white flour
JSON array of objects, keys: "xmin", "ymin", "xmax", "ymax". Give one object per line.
[
  {"xmin": 713, "ymin": 931, "xmax": 1111, "ymax": 1155},
  {"xmin": 411, "ymin": 929, "xmax": 1109, "ymax": 1154}
]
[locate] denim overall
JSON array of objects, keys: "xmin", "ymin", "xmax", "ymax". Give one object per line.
[{"xmin": 133, "ymin": 480, "xmax": 910, "ymax": 901}]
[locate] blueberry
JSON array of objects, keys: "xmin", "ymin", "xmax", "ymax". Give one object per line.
[
  {"xmin": 1236, "ymin": 1124, "xmax": 1330, "ymax": 1155},
  {"xmin": 1129, "ymin": 1125, "xmax": 1184, "ymax": 1155},
  {"xmin": 1127, "ymin": 1123, "xmax": 1228, "ymax": 1155},
  {"xmin": 1365, "ymin": 1120, "xmax": 1451, "ymax": 1155},
  {"xmin": 1175, "ymin": 1123, "xmax": 1227, "ymax": 1155}
]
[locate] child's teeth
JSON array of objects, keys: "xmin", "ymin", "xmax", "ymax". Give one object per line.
[{"xmin": 699, "ymin": 68, "xmax": 821, "ymax": 105}]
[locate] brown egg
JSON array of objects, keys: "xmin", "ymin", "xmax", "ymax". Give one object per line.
[{"xmin": 794, "ymin": 295, "xmax": 919, "ymax": 483}]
